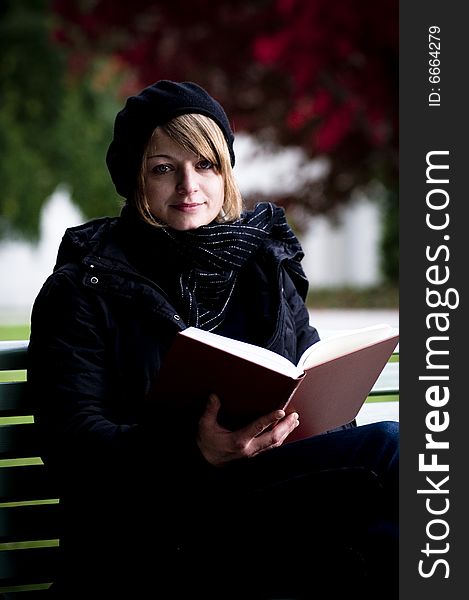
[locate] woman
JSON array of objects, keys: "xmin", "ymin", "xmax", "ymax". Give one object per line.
[{"xmin": 28, "ymin": 80, "xmax": 398, "ymax": 598}]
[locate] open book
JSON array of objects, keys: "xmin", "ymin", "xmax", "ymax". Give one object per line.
[{"xmin": 150, "ymin": 323, "xmax": 399, "ymax": 442}]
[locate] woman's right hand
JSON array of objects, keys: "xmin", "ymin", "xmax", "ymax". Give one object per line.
[{"xmin": 196, "ymin": 393, "xmax": 299, "ymax": 467}]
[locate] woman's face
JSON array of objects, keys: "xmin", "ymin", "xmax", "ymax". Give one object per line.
[{"xmin": 144, "ymin": 129, "xmax": 224, "ymax": 231}]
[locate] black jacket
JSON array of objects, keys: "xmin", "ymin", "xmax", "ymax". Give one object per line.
[{"xmin": 27, "ymin": 208, "xmax": 320, "ymax": 592}]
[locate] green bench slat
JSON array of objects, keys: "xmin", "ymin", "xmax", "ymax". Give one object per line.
[
  {"xmin": 0, "ymin": 383, "xmax": 30, "ymax": 415},
  {"xmin": 0, "ymin": 505, "xmax": 60, "ymax": 543},
  {"xmin": 0, "ymin": 585, "xmax": 53, "ymax": 597},
  {"xmin": 0, "ymin": 425, "xmax": 39, "ymax": 459},
  {"xmin": 0, "ymin": 466, "xmax": 57, "ymax": 504},
  {"xmin": 0, "ymin": 546, "xmax": 59, "ymax": 586},
  {"xmin": 0, "ymin": 344, "xmax": 28, "ymax": 372}
]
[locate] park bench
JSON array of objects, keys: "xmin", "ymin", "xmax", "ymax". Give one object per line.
[
  {"xmin": 0, "ymin": 339, "xmax": 399, "ymax": 596},
  {"xmin": 0, "ymin": 341, "xmax": 59, "ymax": 597}
]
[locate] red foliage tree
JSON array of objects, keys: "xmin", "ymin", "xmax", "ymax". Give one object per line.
[{"xmin": 52, "ymin": 0, "xmax": 398, "ymax": 216}]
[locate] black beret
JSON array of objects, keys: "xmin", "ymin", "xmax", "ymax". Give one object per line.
[{"xmin": 106, "ymin": 80, "xmax": 235, "ymax": 198}]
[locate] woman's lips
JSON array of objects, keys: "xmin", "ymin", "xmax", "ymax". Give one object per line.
[{"xmin": 171, "ymin": 203, "xmax": 204, "ymax": 212}]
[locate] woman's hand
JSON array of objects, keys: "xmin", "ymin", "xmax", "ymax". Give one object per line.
[{"xmin": 196, "ymin": 393, "xmax": 300, "ymax": 466}]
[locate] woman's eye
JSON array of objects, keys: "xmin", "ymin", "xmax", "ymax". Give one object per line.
[
  {"xmin": 152, "ymin": 164, "xmax": 171, "ymax": 175},
  {"xmin": 198, "ymin": 159, "xmax": 214, "ymax": 170}
]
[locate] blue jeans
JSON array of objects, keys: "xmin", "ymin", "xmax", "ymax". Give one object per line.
[{"xmin": 195, "ymin": 421, "xmax": 399, "ymax": 599}]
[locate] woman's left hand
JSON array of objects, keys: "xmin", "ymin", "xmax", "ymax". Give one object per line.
[{"xmin": 196, "ymin": 393, "xmax": 299, "ymax": 467}]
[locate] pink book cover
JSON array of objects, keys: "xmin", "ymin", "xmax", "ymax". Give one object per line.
[{"xmin": 286, "ymin": 334, "xmax": 399, "ymax": 442}]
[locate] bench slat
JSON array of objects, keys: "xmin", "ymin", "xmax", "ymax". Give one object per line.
[
  {"xmin": 0, "ymin": 466, "xmax": 58, "ymax": 503},
  {"xmin": 0, "ymin": 505, "xmax": 61, "ymax": 543},
  {"xmin": 0, "ymin": 584, "xmax": 52, "ymax": 596},
  {"xmin": 0, "ymin": 383, "xmax": 31, "ymax": 415},
  {"xmin": 0, "ymin": 546, "xmax": 59, "ymax": 585},
  {"xmin": 0, "ymin": 344, "xmax": 28, "ymax": 372},
  {"xmin": 0, "ymin": 425, "xmax": 40, "ymax": 459}
]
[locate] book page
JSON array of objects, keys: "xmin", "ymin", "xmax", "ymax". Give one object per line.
[
  {"xmin": 298, "ymin": 323, "xmax": 398, "ymax": 369},
  {"xmin": 180, "ymin": 327, "xmax": 304, "ymax": 378}
]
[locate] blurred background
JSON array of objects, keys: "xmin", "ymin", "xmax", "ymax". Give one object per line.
[{"xmin": 0, "ymin": 0, "xmax": 398, "ymax": 340}]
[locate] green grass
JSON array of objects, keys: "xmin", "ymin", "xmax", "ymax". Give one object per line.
[
  {"xmin": 307, "ymin": 283, "xmax": 399, "ymax": 309},
  {"xmin": 0, "ymin": 324, "xmax": 30, "ymax": 341}
]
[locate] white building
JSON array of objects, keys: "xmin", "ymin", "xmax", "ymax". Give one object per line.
[{"xmin": 234, "ymin": 133, "xmax": 384, "ymax": 289}]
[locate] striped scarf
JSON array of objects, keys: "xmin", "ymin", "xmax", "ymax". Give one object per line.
[{"xmin": 159, "ymin": 202, "xmax": 301, "ymax": 331}]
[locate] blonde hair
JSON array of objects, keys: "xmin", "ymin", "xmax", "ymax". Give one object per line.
[{"xmin": 133, "ymin": 113, "xmax": 243, "ymax": 227}]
